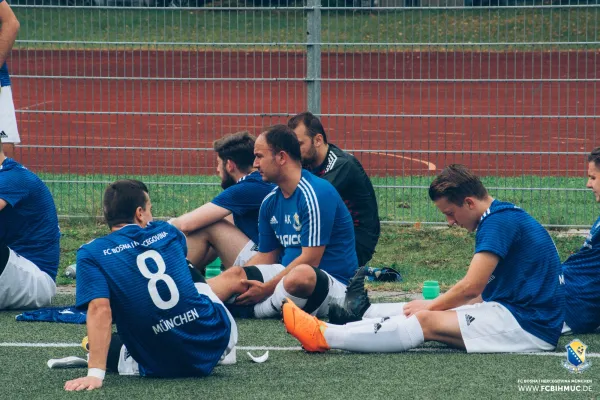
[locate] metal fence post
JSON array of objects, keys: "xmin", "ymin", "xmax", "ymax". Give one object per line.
[{"xmin": 306, "ymin": 0, "xmax": 321, "ymax": 115}]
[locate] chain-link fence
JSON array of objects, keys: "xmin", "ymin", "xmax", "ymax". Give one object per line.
[{"xmin": 8, "ymin": 1, "xmax": 600, "ymax": 226}]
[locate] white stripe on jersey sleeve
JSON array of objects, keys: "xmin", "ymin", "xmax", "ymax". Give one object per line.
[
  {"xmin": 296, "ymin": 182, "xmax": 314, "ymax": 246},
  {"xmin": 299, "ymin": 178, "xmax": 322, "ymax": 246},
  {"xmin": 301, "ymin": 178, "xmax": 322, "ymax": 246},
  {"xmin": 297, "ymin": 181, "xmax": 316, "ymax": 246},
  {"xmin": 260, "ymin": 188, "xmax": 278, "ymax": 205},
  {"xmin": 258, "ymin": 188, "xmax": 278, "ymax": 219}
]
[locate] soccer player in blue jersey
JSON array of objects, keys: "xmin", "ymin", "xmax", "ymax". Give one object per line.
[
  {"xmin": 170, "ymin": 131, "xmax": 274, "ymax": 270},
  {"xmin": 0, "ymin": 0, "xmax": 20, "ymax": 158},
  {"xmin": 283, "ymin": 164, "xmax": 565, "ymax": 354},
  {"xmin": 0, "ymin": 137, "xmax": 59, "ymax": 309},
  {"xmin": 65, "ymin": 180, "xmax": 237, "ymax": 391},
  {"xmin": 208, "ymin": 125, "xmax": 358, "ymax": 319},
  {"xmin": 562, "ymin": 147, "xmax": 600, "ymax": 334}
]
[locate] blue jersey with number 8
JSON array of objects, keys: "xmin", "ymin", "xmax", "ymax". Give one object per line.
[{"xmin": 75, "ymin": 221, "xmax": 231, "ymax": 377}]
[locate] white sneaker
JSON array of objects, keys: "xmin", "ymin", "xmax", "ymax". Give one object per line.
[
  {"xmin": 218, "ymin": 347, "xmax": 236, "ymax": 365},
  {"xmin": 47, "ymin": 356, "xmax": 88, "ymax": 369},
  {"xmin": 65, "ymin": 264, "xmax": 77, "ymax": 279}
]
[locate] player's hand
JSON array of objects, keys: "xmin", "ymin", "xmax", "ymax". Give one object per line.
[
  {"xmin": 64, "ymin": 376, "xmax": 103, "ymax": 391},
  {"xmin": 235, "ymin": 279, "xmax": 272, "ymax": 305},
  {"xmin": 403, "ymin": 300, "xmax": 433, "ymax": 317}
]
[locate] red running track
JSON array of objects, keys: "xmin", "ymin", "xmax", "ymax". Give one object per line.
[{"xmin": 8, "ymin": 50, "xmax": 600, "ymax": 176}]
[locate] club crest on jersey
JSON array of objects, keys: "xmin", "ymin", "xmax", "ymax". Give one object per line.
[
  {"xmin": 563, "ymin": 339, "xmax": 592, "ymax": 373},
  {"xmin": 293, "ymin": 212, "xmax": 302, "ymax": 232}
]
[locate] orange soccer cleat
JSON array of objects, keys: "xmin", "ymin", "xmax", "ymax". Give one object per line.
[{"xmin": 282, "ymin": 298, "xmax": 330, "ymax": 353}]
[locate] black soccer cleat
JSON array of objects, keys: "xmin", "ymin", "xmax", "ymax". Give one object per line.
[{"xmin": 328, "ymin": 266, "xmax": 371, "ymax": 325}]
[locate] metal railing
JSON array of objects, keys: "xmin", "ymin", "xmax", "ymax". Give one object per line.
[{"xmin": 8, "ymin": 1, "xmax": 600, "ymax": 227}]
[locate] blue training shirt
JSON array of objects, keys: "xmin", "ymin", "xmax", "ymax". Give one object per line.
[
  {"xmin": 0, "ymin": 0, "xmax": 12, "ymax": 87},
  {"xmin": 211, "ymin": 171, "xmax": 275, "ymax": 244},
  {"xmin": 258, "ymin": 169, "xmax": 358, "ymax": 285},
  {"xmin": 75, "ymin": 221, "xmax": 232, "ymax": 378},
  {"xmin": 0, "ymin": 158, "xmax": 60, "ymax": 280},
  {"xmin": 475, "ymin": 200, "xmax": 565, "ymax": 346},
  {"xmin": 562, "ymin": 215, "xmax": 600, "ymax": 333}
]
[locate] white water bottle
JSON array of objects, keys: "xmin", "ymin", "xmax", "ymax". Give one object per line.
[{"xmin": 65, "ymin": 264, "xmax": 77, "ymax": 279}]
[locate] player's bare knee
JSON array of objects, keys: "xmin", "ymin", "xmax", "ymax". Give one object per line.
[
  {"xmin": 222, "ymin": 266, "xmax": 246, "ymax": 281},
  {"xmin": 283, "ymin": 265, "xmax": 316, "ymax": 296},
  {"xmin": 208, "ymin": 266, "xmax": 248, "ymax": 294},
  {"xmin": 414, "ymin": 310, "xmax": 436, "ymax": 337}
]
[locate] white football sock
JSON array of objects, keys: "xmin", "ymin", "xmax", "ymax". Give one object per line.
[
  {"xmin": 323, "ymin": 315, "xmax": 424, "ymax": 353},
  {"xmin": 363, "ymin": 302, "xmax": 407, "ymax": 319},
  {"xmin": 254, "ymin": 278, "xmax": 307, "ymax": 319}
]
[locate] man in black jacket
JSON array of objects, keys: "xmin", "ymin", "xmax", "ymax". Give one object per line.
[{"xmin": 288, "ymin": 112, "xmax": 380, "ymax": 267}]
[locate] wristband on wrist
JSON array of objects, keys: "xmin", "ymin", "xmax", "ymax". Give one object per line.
[{"xmin": 87, "ymin": 368, "xmax": 106, "ymax": 380}]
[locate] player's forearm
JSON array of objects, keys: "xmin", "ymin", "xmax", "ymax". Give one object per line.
[
  {"xmin": 86, "ymin": 303, "xmax": 112, "ymax": 370},
  {"xmin": 428, "ymin": 279, "xmax": 481, "ymax": 311},
  {"xmin": 172, "ymin": 203, "xmax": 230, "ymax": 234},
  {"xmin": 0, "ymin": 8, "xmax": 20, "ymax": 67},
  {"xmin": 171, "ymin": 211, "xmax": 208, "ymax": 234}
]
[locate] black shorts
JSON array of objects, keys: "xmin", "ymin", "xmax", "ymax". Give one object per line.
[{"xmin": 356, "ymin": 243, "xmax": 375, "ymax": 267}]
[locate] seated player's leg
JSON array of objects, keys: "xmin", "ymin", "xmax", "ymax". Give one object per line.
[
  {"xmin": 452, "ymin": 301, "xmax": 554, "ymax": 353},
  {"xmin": 185, "ymin": 219, "xmax": 252, "ymax": 269},
  {"xmin": 355, "ymin": 242, "xmax": 375, "ymax": 268},
  {"xmin": 219, "ymin": 264, "xmax": 286, "ymax": 318},
  {"xmin": 283, "ymin": 298, "xmax": 424, "ymax": 353},
  {"xmin": 0, "ymin": 244, "xmax": 56, "ymax": 310},
  {"xmin": 190, "ymin": 247, "xmax": 219, "ymax": 274},
  {"xmin": 213, "ymin": 264, "xmax": 344, "ymax": 319},
  {"xmin": 194, "ymin": 281, "xmax": 238, "ymax": 364},
  {"xmin": 284, "ymin": 299, "xmax": 554, "ymax": 354},
  {"xmin": 232, "ymin": 240, "xmax": 259, "ymax": 268},
  {"xmin": 84, "ymin": 332, "xmax": 140, "ymax": 376},
  {"xmin": 252, "ymin": 265, "xmax": 345, "ymax": 319},
  {"xmin": 329, "ymin": 266, "xmax": 408, "ymax": 324},
  {"xmin": 100, "ymin": 333, "xmax": 140, "ymax": 376},
  {"xmin": 0, "ymin": 85, "xmax": 20, "ymax": 159},
  {"xmin": 251, "ymin": 264, "xmax": 315, "ymax": 319},
  {"xmin": 309, "ymin": 268, "xmax": 347, "ymax": 318},
  {"xmin": 207, "ymin": 265, "xmax": 254, "ymax": 302}
]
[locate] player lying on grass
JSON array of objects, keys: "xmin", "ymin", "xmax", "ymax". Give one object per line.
[
  {"xmin": 0, "ymin": 136, "xmax": 60, "ymax": 310},
  {"xmin": 283, "ymin": 164, "xmax": 565, "ymax": 354},
  {"xmin": 65, "ymin": 180, "xmax": 237, "ymax": 392},
  {"xmin": 207, "ymin": 125, "xmax": 358, "ymax": 319},
  {"xmin": 169, "ymin": 131, "xmax": 274, "ymax": 271},
  {"xmin": 562, "ymin": 146, "xmax": 600, "ymax": 334}
]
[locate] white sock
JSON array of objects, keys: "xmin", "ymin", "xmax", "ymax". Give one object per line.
[
  {"xmin": 323, "ymin": 317, "xmax": 389, "ymax": 346},
  {"xmin": 323, "ymin": 315, "xmax": 424, "ymax": 353},
  {"xmin": 363, "ymin": 302, "xmax": 407, "ymax": 319},
  {"xmin": 254, "ymin": 279, "xmax": 307, "ymax": 319}
]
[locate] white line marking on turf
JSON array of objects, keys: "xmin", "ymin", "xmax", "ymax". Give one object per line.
[
  {"xmin": 238, "ymin": 346, "xmax": 300, "ymax": 351},
  {"xmin": 0, "ymin": 343, "xmax": 81, "ymax": 348},
  {"xmin": 368, "ymin": 151, "xmax": 437, "ymax": 171},
  {"xmin": 2, "ymin": 343, "xmax": 600, "ymax": 358}
]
